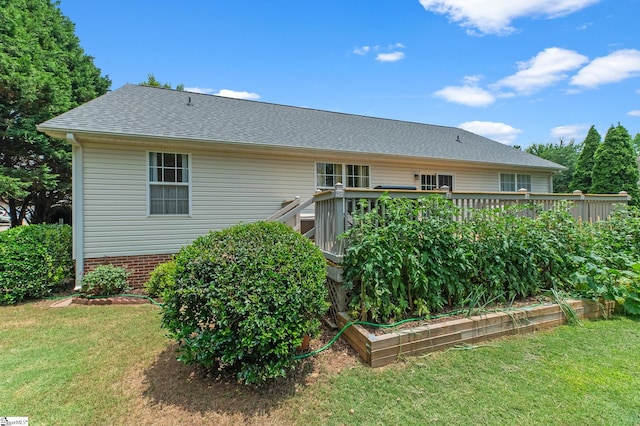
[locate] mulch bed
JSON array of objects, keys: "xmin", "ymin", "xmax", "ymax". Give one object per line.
[
  {"xmin": 50, "ymin": 294, "xmax": 159, "ymax": 307},
  {"xmin": 71, "ymin": 296, "xmax": 152, "ymax": 305}
]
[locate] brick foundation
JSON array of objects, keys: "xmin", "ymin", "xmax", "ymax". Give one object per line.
[{"xmin": 84, "ymin": 253, "xmax": 174, "ymax": 288}]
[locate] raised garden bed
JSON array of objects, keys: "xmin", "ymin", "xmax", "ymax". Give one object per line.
[{"xmin": 337, "ymin": 299, "xmax": 614, "ymax": 367}]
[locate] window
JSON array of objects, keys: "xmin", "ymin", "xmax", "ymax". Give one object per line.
[
  {"xmin": 347, "ymin": 165, "xmax": 370, "ymax": 188},
  {"xmin": 316, "ymin": 163, "xmax": 343, "ymax": 188},
  {"xmin": 500, "ymin": 173, "xmax": 531, "ymax": 192},
  {"xmin": 316, "ymin": 162, "xmax": 370, "ymax": 189},
  {"xmin": 149, "ymin": 152, "xmax": 190, "ymax": 215},
  {"xmin": 421, "ymin": 173, "xmax": 454, "ymax": 190}
]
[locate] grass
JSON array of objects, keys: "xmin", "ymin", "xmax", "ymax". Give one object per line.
[{"xmin": 1, "ymin": 301, "xmax": 639, "ymax": 425}]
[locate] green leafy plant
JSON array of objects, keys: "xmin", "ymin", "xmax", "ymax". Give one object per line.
[
  {"xmin": 80, "ymin": 265, "xmax": 131, "ymax": 296},
  {"xmin": 341, "ymin": 196, "xmax": 639, "ymax": 323},
  {"xmin": 161, "ymin": 221, "xmax": 329, "ymax": 384},
  {"xmin": 144, "ymin": 259, "xmax": 176, "ymax": 299},
  {"xmin": 342, "ymin": 194, "xmax": 473, "ymax": 322},
  {"xmin": 0, "ymin": 224, "xmax": 73, "ymax": 304}
]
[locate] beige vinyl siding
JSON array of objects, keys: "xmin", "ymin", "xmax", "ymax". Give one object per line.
[
  {"xmin": 347, "ymin": 161, "xmax": 552, "ymax": 192},
  {"xmin": 82, "ymin": 141, "xmax": 554, "ymax": 258},
  {"xmin": 82, "ymin": 141, "xmax": 313, "ymax": 258}
]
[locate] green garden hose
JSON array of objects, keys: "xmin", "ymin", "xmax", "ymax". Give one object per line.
[{"xmin": 47, "ymin": 293, "xmax": 551, "ymax": 360}]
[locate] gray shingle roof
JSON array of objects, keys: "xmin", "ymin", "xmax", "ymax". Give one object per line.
[{"xmin": 38, "ymin": 84, "xmax": 562, "ymax": 170}]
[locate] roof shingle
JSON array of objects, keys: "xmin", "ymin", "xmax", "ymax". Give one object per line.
[{"xmin": 38, "ymin": 84, "xmax": 562, "ymax": 170}]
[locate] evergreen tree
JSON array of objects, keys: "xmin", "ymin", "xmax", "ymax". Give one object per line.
[
  {"xmin": 0, "ymin": 0, "xmax": 110, "ymax": 226},
  {"xmin": 590, "ymin": 124, "xmax": 640, "ymax": 206},
  {"xmin": 569, "ymin": 125, "xmax": 600, "ymax": 193},
  {"xmin": 526, "ymin": 139, "xmax": 579, "ymax": 193}
]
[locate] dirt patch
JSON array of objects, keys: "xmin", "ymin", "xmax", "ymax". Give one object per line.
[{"xmin": 120, "ymin": 326, "xmax": 360, "ymax": 425}]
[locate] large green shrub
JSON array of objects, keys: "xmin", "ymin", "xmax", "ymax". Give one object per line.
[
  {"xmin": 0, "ymin": 224, "xmax": 73, "ymax": 304},
  {"xmin": 80, "ymin": 265, "xmax": 131, "ymax": 296},
  {"xmin": 161, "ymin": 221, "xmax": 329, "ymax": 384}
]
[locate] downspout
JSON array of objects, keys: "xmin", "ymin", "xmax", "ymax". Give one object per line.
[{"xmin": 67, "ymin": 133, "xmax": 84, "ymax": 289}]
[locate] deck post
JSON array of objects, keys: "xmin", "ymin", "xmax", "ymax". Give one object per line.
[
  {"xmin": 572, "ymin": 190, "xmax": 586, "ymax": 222},
  {"xmin": 332, "ymin": 183, "xmax": 346, "ymax": 255}
]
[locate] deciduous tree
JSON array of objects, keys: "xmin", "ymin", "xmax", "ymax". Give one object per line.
[
  {"xmin": 526, "ymin": 139, "xmax": 579, "ymax": 193},
  {"xmin": 140, "ymin": 73, "xmax": 184, "ymax": 91},
  {"xmin": 632, "ymin": 132, "xmax": 640, "ymax": 155}
]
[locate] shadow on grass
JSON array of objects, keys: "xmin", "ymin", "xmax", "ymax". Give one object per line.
[{"xmin": 141, "ymin": 343, "xmax": 316, "ymax": 417}]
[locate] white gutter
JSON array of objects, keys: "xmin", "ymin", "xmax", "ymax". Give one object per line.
[{"xmin": 67, "ymin": 133, "xmax": 84, "ymax": 289}]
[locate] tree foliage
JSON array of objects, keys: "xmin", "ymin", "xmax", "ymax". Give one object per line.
[
  {"xmin": 526, "ymin": 139, "xmax": 579, "ymax": 193},
  {"xmin": 0, "ymin": 0, "xmax": 110, "ymax": 226},
  {"xmin": 140, "ymin": 73, "xmax": 184, "ymax": 91},
  {"xmin": 591, "ymin": 124, "xmax": 640, "ymax": 206},
  {"xmin": 569, "ymin": 125, "xmax": 601, "ymax": 193},
  {"xmin": 632, "ymin": 132, "xmax": 640, "ymax": 156}
]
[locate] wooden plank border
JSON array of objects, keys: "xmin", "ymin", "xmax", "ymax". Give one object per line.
[{"xmin": 337, "ymin": 299, "xmax": 614, "ymax": 367}]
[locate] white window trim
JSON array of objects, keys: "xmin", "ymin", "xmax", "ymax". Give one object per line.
[
  {"xmin": 315, "ymin": 161, "xmax": 371, "ymax": 190},
  {"xmin": 147, "ymin": 151, "xmax": 193, "ymax": 216},
  {"xmin": 499, "ymin": 172, "xmax": 532, "ymax": 192},
  {"xmin": 419, "ymin": 172, "xmax": 455, "ymax": 190}
]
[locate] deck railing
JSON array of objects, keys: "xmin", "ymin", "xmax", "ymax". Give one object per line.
[
  {"xmin": 265, "ymin": 196, "xmax": 316, "ymax": 238},
  {"xmin": 314, "ymin": 183, "xmax": 631, "ymax": 261}
]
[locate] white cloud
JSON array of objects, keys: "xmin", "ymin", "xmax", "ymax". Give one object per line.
[
  {"xmin": 550, "ymin": 124, "xmax": 589, "ymax": 140},
  {"xmin": 459, "ymin": 120, "xmax": 522, "ymax": 144},
  {"xmin": 628, "ymin": 110, "xmax": 640, "ymax": 117},
  {"xmin": 184, "ymin": 87, "xmax": 214, "ymax": 94},
  {"xmin": 353, "ymin": 45, "xmax": 370, "ymax": 55},
  {"xmin": 354, "ymin": 43, "xmax": 406, "ymax": 62},
  {"xmin": 495, "ymin": 47, "xmax": 588, "ymax": 94},
  {"xmin": 376, "ymin": 51, "xmax": 405, "ymax": 62},
  {"xmin": 571, "ymin": 49, "xmax": 640, "ymax": 88},
  {"xmin": 434, "ymin": 84, "xmax": 495, "ymax": 106},
  {"xmin": 418, "ymin": 0, "xmax": 599, "ymax": 35},
  {"xmin": 214, "ymin": 89, "xmax": 260, "ymax": 100},
  {"xmin": 576, "ymin": 22, "xmax": 592, "ymax": 30}
]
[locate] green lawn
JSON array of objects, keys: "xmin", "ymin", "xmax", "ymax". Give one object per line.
[{"xmin": 1, "ymin": 301, "xmax": 639, "ymax": 425}]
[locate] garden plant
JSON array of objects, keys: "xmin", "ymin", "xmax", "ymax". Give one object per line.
[
  {"xmin": 342, "ymin": 194, "xmax": 640, "ymax": 322},
  {"xmin": 161, "ymin": 221, "xmax": 329, "ymax": 384},
  {"xmin": 80, "ymin": 264, "xmax": 131, "ymax": 296}
]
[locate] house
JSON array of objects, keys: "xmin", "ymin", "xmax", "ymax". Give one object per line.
[{"xmin": 37, "ymin": 84, "xmax": 564, "ymax": 287}]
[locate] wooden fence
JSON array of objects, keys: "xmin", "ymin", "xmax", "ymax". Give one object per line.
[{"xmin": 314, "ymin": 184, "xmax": 631, "ymax": 261}]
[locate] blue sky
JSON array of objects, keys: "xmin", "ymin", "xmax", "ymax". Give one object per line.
[{"xmin": 58, "ymin": 0, "xmax": 640, "ymax": 147}]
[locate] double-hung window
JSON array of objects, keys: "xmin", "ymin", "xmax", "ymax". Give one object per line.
[
  {"xmin": 500, "ymin": 173, "xmax": 531, "ymax": 192},
  {"xmin": 421, "ymin": 173, "xmax": 454, "ymax": 190},
  {"xmin": 149, "ymin": 152, "xmax": 190, "ymax": 215},
  {"xmin": 316, "ymin": 162, "xmax": 370, "ymax": 189}
]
